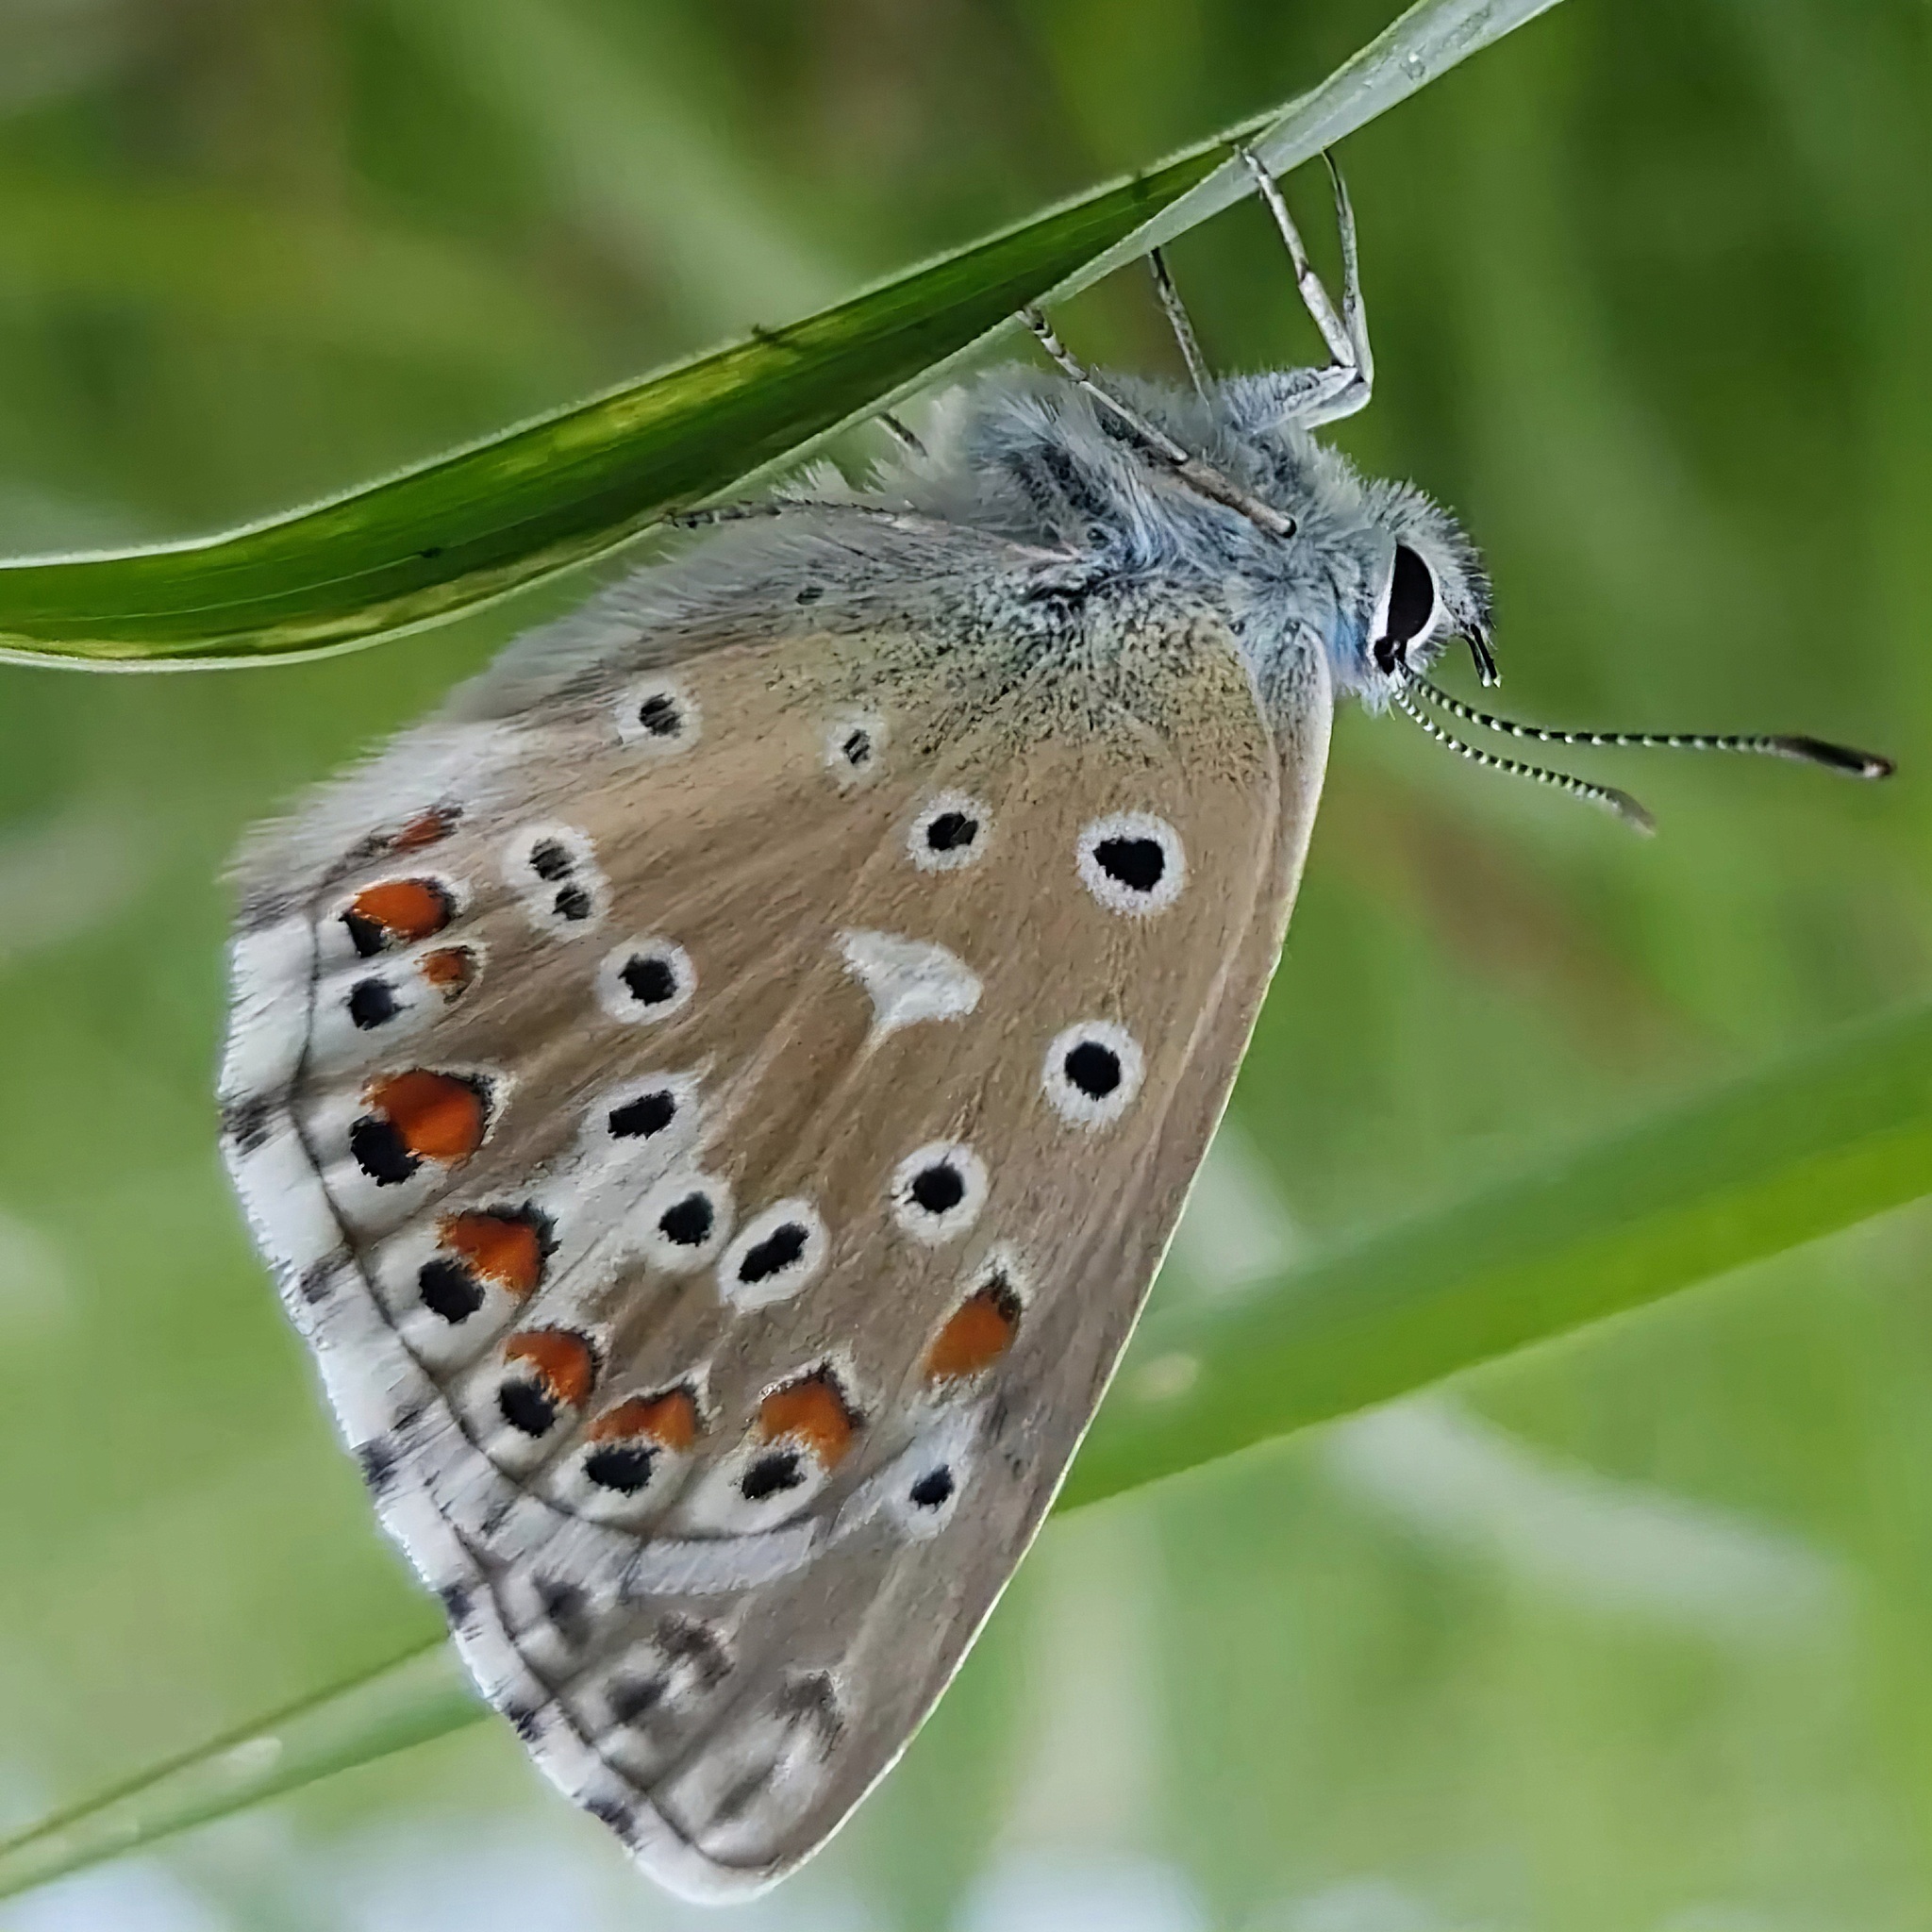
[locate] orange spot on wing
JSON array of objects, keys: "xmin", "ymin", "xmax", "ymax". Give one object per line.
[
  {"xmin": 590, "ymin": 1387, "xmax": 700, "ymax": 1450},
  {"xmin": 419, "ymin": 946, "xmax": 476, "ymax": 998},
  {"xmin": 504, "ymin": 1328, "xmax": 597, "ymax": 1407},
  {"xmin": 924, "ymin": 1278, "xmax": 1022, "ymax": 1383},
  {"xmin": 757, "ymin": 1371, "xmax": 858, "ymax": 1468},
  {"xmin": 391, "ymin": 807, "xmax": 460, "ymax": 853},
  {"xmin": 439, "ymin": 1212, "xmax": 542, "ymax": 1298},
  {"xmin": 347, "ymin": 878, "xmax": 451, "ymax": 948},
  {"xmin": 366, "ymin": 1070, "xmax": 488, "ymax": 1162}
]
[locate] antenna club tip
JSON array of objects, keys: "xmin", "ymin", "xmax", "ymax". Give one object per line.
[{"xmin": 1774, "ymin": 736, "xmax": 1896, "ymax": 781}]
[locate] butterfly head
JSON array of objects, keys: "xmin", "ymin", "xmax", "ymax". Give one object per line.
[{"xmin": 1354, "ymin": 478, "xmax": 1497, "ymax": 697}]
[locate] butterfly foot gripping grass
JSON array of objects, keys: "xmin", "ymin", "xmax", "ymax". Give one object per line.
[{"xmin": 219, "ymin": 149, "xmax": 1890, "ymax": 1901}]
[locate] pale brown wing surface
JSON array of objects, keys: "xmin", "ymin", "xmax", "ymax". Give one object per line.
[{"xmin": 220, "ymin": 568, "xmax": 1332, "ymax": 1899}]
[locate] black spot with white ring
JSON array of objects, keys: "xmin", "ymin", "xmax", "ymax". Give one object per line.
[
  {"xmin": 608, "ymin": 1086, "xmax": 677, "ymax": 1141},
  {"xmin": 741, "ymin": 1449, "xmax": 806, "ymax": 1501},
  {"xmin": 719, "ymin": 1200, "xmax": 827, "ymax": 1308},
  {"xmin": 909, "ymin": 791, "xmax": 991, "ymax": 873},
  {"xmin": 635, "ymin": 693, "xmax": 679, "ymax": 738},
  {"xmin": 1042, "ymin": 1020, "xmax": 1145, "ymax": 1128},
  {"xmin": 660, "ymin": 1194, "xmax": 714, "ymax": 1247},
  {"xmin": 1064, "ymin": 1041, "xmax": 1120, "ymax": 1099},
  {"xmin": 598, "ymin": 937, "xmax": 695, "ymax": 1024},
  {"xmin": 1076, "ymin": 812, "xmax": 1186, "ymax": 916},
  {"xmin": 890, "ymin": 1141, "xmax": 988, "ymax": 1245},
  {"xmin": 503, "ymin": 824, "xmax": 606, "ymax": 937},
  {"xmin": 585, "ymin": 1444, "xmax": 657, "ymax": 1494},
  {"xmin": 528, "ymin": 840, "xmax": 573, "ymax": 883},
  {"xmin": 616, "ymin": 676, "xmax": 700, "ymax": 753},
  {"xmin": 417, "ymin": 1256, "xmax": 485, "ymax": 1324},
  {"xmin": 347, "ymin": 976, "xmax": 401, "ymax": 1029},
  {"xmin": 625, "ymin": 957, "xmax": 675, "ymax": 1004},
  {"xmin": 499, "ymin": 1380, "xmax": 558, "ymax": 1438},
  {"xmin": 909, "ymin": 1466, "xmax": 955, "ymax": 1509},
  {"xmin": 825, "ymin": 711, "xmax": 886, "ymax": 788},
  {"xmin": 630, "ymin": 1173, "xmax": 731, "ymax": 1271}
]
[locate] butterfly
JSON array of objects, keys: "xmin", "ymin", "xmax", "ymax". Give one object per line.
[{"xmin": 216, "ymin": 149, "xmax": 1888, "ymax": 1900}]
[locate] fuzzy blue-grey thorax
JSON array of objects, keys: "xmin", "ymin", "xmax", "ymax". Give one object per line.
[{"xmin": 869, "ymin": 367, "xmax": 1493, "ymax": 720}]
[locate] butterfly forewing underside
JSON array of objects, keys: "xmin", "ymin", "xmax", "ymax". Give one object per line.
[{"xmin": 220, "ymin": 537, "xmax": 1332, "ymax": 1898}]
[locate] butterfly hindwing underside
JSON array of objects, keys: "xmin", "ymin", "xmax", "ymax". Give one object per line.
[{"xmin": 220, "ymin": 524, "xmax": 1332, "ymax": 1897}]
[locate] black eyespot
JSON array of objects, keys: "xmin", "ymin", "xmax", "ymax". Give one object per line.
[
  {"xmin": 621, "ymin": 955, "xmax": 677, "ymax": 1005},
  {"xmin": 418, "ymin": 1257, "xmax": 484, "ymax": 1324},
  {"xmin": 795, "ymin": 583, "xmax": 824, "ymax": 605},
  {"xmin": 528, "ymin": 839, "xmax": 573, "ymax": 882},
  {"xmin": 741, "ymin": 1449, "xmax": 806, "ymax": 1501},
  {"xmin": 909, "ymin": 1467, "xmax": 955, "ymax": 1509},
  {"xmin": 347, "ymin": 977, "xmax": 401, "ymax": 1029},
  {"xmin": 636, "ymin": 693, "xmax": 680, "ymax": 738},
  {"xmin": 1092, "ymin": 836, "xmax": 1164, "ymax": 892},
  {"xmin": 608, "ymin": 1089, "xmax": 676, "ymax": 1140},
  {"xmin": 585, "ymin": 1443, "xmax": 657, "ymax": 1493},
  {"xmin": 738, "ymin": 1223, "xmax": 808, "ymax": 1284},
  {"xmin": 841, "ymin": 727, "xmax": 872, "ymax": 768},
  {"xmin": 499, "ymin": 1380, "xmax": 557, "ymax": 1437},
  {"xmin": 1063, "ymin": 1041, "xmax": 1122, "ymax": 1099},
  {"xmin": 553, "ymin": 884, "xmax": 592, "ymax": 922},
  {"xmin": 909, "ymin": 1163, "xmax": 966, "ymax": 1215},
  {"xmin": 658, "ymin": 1193, "xmax": 714, "ymax": 1247},
  {"xmin": 1381, "ymin": 542, "xmax": 1438, "ymax": 648},
  {"xmin": 925, "ymin": 810, "xmax": 977, "ymax": 853},
  {"xmin": 349, "ymin": 1117, "xmax": 418, "ymax": 1186}
]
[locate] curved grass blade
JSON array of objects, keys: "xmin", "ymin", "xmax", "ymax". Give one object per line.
[
  {"xmin": 4, "ymin": 995, "xmax": 1928, "ymax": 1897},
  {"xmin": 0, "ymin": 1644, "xmax": 481, "ymax": 1904},
  {"xmin": 0, "ymin": 0, "xmax": 1565, "ymax": 668}
]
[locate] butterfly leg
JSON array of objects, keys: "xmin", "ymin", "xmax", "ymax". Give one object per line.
[
  {"xmin": 671, "ymin": 500, "xmax": 954, "ymax": 535},
  {"xmin": 1019, "ymin": 306, "xmax": 1295, "ymax": 539},
  {"xmin": 875, "ymin": 411, "xmax": 927, "ymax": 457},
  {"xmin": 1148, "ymin": 248, "xmax": 1211, "ymax": 396},
  {"xmin": 1235, "ymin": 146, "xmax": 1374, "ymax": 426},
  {"xmin": 668, "ymin": 498, "xmax": 1074, "ymax": 563}
]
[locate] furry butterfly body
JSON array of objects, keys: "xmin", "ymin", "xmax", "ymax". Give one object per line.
[{"xmin": 226, "ymin": 160, "xmax": 1876, "ymax": 1899}]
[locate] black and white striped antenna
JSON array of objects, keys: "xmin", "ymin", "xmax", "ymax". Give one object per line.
[{"xmin": 1393, "ymin": 657, "xmax": 1893, "ymax": 832}]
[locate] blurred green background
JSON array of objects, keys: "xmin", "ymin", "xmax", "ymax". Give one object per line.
[{"xmin": 0, "ymin": 1, "xmax": 1926, "ymax": 1927}]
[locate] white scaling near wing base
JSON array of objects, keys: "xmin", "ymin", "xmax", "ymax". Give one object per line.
[{"xmin": 838, "ymin": 929, "xmax": 981, "ymax": 1042}]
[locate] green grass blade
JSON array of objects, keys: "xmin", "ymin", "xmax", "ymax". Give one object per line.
[
  {"xmin": 3, "ymin": 995, "xmax": 1926, "ymax": 1898},
  {"xmin": 0, "ymin": 0, "xmax": 1564, "ymax": 668},
  {"xmin": 0, "ymin": 1645, "xmax": 481, "ymax": 1902}
]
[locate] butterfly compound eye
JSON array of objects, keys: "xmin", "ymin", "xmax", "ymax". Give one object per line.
[{"xmin": 1374, "ymin": 543, "xmax": 1439, "ymax": 668}]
